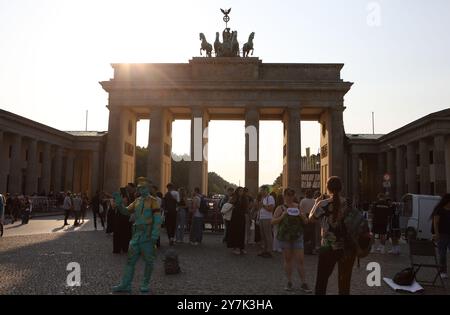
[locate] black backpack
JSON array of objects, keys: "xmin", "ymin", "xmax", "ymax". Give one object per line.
[
  {"xmin": 393, "ymin": 268, "xmax": 415, "ymax": 286},
  {"xmin": 199, "ymin": 196, "xmax": 208, "ymax": 215},
  {"xmin": 343, "ymin": 204, "xmax": 373, "ymax": 258},
  {"xmin": 164, "ymin": 249, "xmax": 181, "ymax": 275}
]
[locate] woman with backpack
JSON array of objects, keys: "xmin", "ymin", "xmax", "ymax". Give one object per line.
[
  {"xmin": 309, "ymin": 176, "xmax": 357, "ymax": 295},
  {"xmin": 431, "ymin": 193, "xmax": 450, "ymax": 279},
  {"xmin": 272, "ymin": 188, "xmax": 311, "ymax": 293}
]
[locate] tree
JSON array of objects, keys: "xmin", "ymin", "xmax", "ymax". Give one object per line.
[{"xmin": 135, "ymin": 147, "xmax": 236, "ymax": 194}]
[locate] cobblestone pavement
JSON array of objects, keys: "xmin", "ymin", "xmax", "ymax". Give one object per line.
[{"xmin": 0, "ymin": 218, "xmax": 449, "ymax": 295}]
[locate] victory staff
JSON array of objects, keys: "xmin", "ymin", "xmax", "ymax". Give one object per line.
[{"xmin": 112, "ymin": 177, "xmax": 162, "ymax": 293}]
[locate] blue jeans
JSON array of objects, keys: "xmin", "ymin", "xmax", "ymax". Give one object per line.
[
  {"xmin": 190, "ymin": 216, "xmax": 204, "ymax": 243},
  {"xmin": 438, "ymin": 234, "xmax": 450, "ymax": 273},
  {"xmin": 175, "ymin": 208, "xmax": 187, "ymax": 242}
]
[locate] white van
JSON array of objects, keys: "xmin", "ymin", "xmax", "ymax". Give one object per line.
[{"xmin": 401, "ymin": 194, "xmax": 441, "ymax": 240}]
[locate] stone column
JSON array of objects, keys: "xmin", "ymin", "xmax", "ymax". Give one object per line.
[
  {"xmin": 419, "ymin": 139, "xmax": 430, "ymax": 195},
  {"xmin": 433, "ymin": 135, "xmax": 447, "ymax": 195},
  {"xmin": 395, "ymin": 146, "xmax": 406, "ymax": 200},
  {"xmin": 147, "ymin": 108, "xmax": 163, "ymax": 189},
  {"xmin": 282, "ymin": 107, "xmax": 302, "ymax": 194},
  {"xmin": 25, "ymin": 139, "xmax": 39, "ymax": 195},
  {"xmin": 91, "ymin": 150, "xmax": 99, "ymax": 196},
  {"xmin": 9, "ymin": 134, "xmax": 23, "ymax": 194},
  {"xmin": 351, "ymin": 153, "xmax": 359, "ymax": 200},
  {"xmin": 387, "ymin": 149, "xmax": 396, "ymax": 198},
  {"xmin": 41, "ymin": 142, "xmax": 52, "ymax": 194},
  {"xmin": 104, "ymin": 107, "xmax": 124, "ymax": 193},
  {"xmin": 329, "ymin": 108, "xmax": 345, "ymax": 180},
  {"xmin": 53, "ymin": 146, "xmax": 63, "ymax": 192},
  {"xmin": 0, "ymin": 131, "xmax": 7, "ymax": 193},
  {"xmin": 245, "ymin": 108, "xmax": 260, "ymax": 197},
  {"xmin": 377, "ymin": 152, "xmax": 386, "ymax": 193},
  {"xmin": 147, "ymin": 107, "xmax": 162, "ymax": 188},
  {"xmin": 406, "ymin": 142, "xmax": 417, "ymax": 194},
  {"xmin": 189, "ymin": 108, "xmax": 209, "ymax": 194},
  {"xmin": 65, "ymin": 151, "xmax": 75, "ymax": 192},
  {"xmin": 446, "ymin": 136, "xmax": 450, "ymax": 193}
]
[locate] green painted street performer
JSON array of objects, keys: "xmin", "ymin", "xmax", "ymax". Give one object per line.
[{"xmin": 112, "ymin": 177, "xmax": 162, "ymax": 293}]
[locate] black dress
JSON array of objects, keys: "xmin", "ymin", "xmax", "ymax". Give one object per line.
[
  {"xmin": 227, "ymin": 197, "xmax": 247, "ymax": 250},
  {"xmin": 112, "ymin": 206, "xmax": 132, "ymax": 253}
]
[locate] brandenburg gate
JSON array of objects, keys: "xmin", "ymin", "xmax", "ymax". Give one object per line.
[{"xmin": 100, "ymin": 11, "xmax": 352, "ymax": 196}]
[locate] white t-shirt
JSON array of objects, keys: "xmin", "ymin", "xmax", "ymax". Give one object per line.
[
  {"xmin": 259, "ymin": 195, "xmax": 275, "ymax": 220},
  {"xmin": 299, "ymin": 198, "xmax": 315, "ymax": 215},
  {"xmin": 170, "ymin": 191, "xmax": 180, "ymax": 203}
]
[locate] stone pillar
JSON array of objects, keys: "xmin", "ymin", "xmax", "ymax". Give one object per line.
[
  {"xmin": 433, "ymin": 135, "xmax": 447, "ymax": 195},
  {"xmin": 329, "ymin": 108, "xmax": 345, "ymax": 180},
  {"xmin": 41, "ymin": 142, "xmax": 52, "ymax": 194},
  {"xmin": 446, "ymin": 136, "xmax": 450, "ymax": 193},
  {"xmin": 189, "ymin": 108, "xmax": 209, "ymax": 194},
  {"xmin": 406, "ymin": 142, "xmax": 417, "ymax": 194},
  {"xmin": 104, "ymin": 107, "xmax": 124, "ymax": 193},
  {"xmin": 9, "ymin": 134, "xmax": 23, "ymax": 194},
  {"xmin": 351, "ymin": 153, "xmax": 359, "ymax": 201},
  {"xmin": 0, "ymin": 131, "xmax": 7, "ymax": 193},
  {"xmin": 91, "ymin": 150, "xmax": 99, "ymax": 196},
  {"xmin": 387, "ymin": 149, "xmax": 396, "ymax": 199},
  {"xmin": 65, "ymin": 151, "xmax": 75, "ymax": 192},
  {"xmin": 395, "ymin": 146, "xmax": 406, "ymax": 201},
  {"xmin": 25, "ymin": 139, "xmax": 39, "ymax": 195},
  {"xmin": 147, "ymin": 108, "xmax": 174, "ymax": 192},
  {"xmin": 53, "ymin": 146, "xmax": 63, "ymax": 192},
  {"xmin": 245, "ymin": 108, "xmax": 260, "ymax": 197},
  {"xmin": 419, "ymin": 139, "xmax": 430, "ymax": 195},
  {"xmin": 148, "ymin": 108, "xmax": 163, "ymax": 189},
  {"xmin": 377, "ymin": 152, "xmax": 386, "ymax": 193},
  {"xmin": 282, "ymin": 107, "xmax": 301, "ymax": 194}
]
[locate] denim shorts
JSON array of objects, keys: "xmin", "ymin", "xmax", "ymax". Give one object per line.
[{"xmin": 279, "ymin": 235, "xmax": 304, "ymax": 250}]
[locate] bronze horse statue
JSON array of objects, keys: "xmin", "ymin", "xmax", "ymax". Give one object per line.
[
  {"xmin": 231, "ymin": 31, "xmax": 240, "ymax": 57},
  {"xmin": 214, "ymin": 32, "xmax": 223, "ymax": 57},
  {"xmin": 243, "ymin": 32, "xmax": 255, "ymax": 57},
  {"xmin": 199, "ymin": 33, "xmax": 212, "ymax": 57}
]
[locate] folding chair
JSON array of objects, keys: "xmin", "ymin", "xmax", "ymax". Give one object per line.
[{"xmin": 409, "ymin": 239, "xmax": 446, "ymax": 288}]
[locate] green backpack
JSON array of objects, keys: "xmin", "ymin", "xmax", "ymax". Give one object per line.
[{"xmin": 277, "ymin": 206, "xmax": 304, "ymax": 242}]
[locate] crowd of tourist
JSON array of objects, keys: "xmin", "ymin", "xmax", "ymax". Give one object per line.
[{"xmin": 1, "ymin": 175, "xmax": 449, "ymax": 294}]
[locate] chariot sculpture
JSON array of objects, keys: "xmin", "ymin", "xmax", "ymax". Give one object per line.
[{"xmin": 199, "ymin": 8, "xmax": 255, "ymax": 58}]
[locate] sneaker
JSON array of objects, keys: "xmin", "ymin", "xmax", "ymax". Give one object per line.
[
  {"xmin": 300, "ymin": 283, "xmax": 312, "ymax": 294},
  {"xmin": 232, "ymin": 249, "xmax": 241, "ymax": 255},
  {"xmin": 285, "ymin": 282, "xmax": 293, "ymax": 291},
  {"xmin": 440, "ymin": 273, "xmax": 448, "ymax": 279},
  {"xmin": 240, "ymin": 249, "xmax": 247, "ymax": 255},
  {"xmin": 379, "ymin": 245, "xmax": 386, "ymax": 254}
]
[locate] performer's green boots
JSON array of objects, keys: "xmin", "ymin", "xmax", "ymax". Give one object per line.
[
  {"xmin": 140, "ymin": 263, "xmax": 154, "ymax": 293},
  {"xmin": 112, "ymin": 264, "xmax": 134, "ymax": 293}
]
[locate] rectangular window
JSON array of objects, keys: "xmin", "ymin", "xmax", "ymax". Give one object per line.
[
  {"xmin": 39, "ymin": 152, "xmax": 43, "ymax": 163},
  {"xmin": 429, "ymin": 151, "xmax": 434, "ymax": 164},
  {"xmin": 416, "ymin": 154, "xmax": 420, "ymax": 167},
  {"xmin": 25, "ymin": 149, "xmax": 29, "ymax": 161},
  {"xmin": 9, "ymin": 145, "xmax": 12, "ymax": 158}
]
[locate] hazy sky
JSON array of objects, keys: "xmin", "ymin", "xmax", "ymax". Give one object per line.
[{"xmin": 1, "ymin": 0, "xmax": 449, "ymax": 186}]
